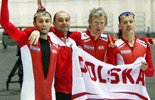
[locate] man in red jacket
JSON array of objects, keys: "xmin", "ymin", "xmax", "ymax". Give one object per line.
[
  {"xmin": 25, "ymin": 10, "xmax": 76, "ymax": 100},
  {"xmin": 0, "ymin": 0, "xmax": 71, "ymax": 99},
  {"xmin": 24, "ymin": 8, "xmax": 154, "ymax": 100},
  {"xmin": 114, "ymin": 12, "xmax": 154, "ymax": 77}
]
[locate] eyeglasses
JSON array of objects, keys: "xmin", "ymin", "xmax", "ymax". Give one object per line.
[{"xmin": 119, "ymin": 12, "xmax": 135, "ymax": 18}]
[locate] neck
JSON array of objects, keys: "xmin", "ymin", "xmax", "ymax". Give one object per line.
[
  {"xmin": 90, "ymin": 31, "xmax": 100, "ymax": 41},
  {"xmin": 63, "ymin": 31, "xmax": 68, "ymax": 37},
  {"xmin": 122, "ymin": 32, "xmax": 135, "ymax": 43},
  {"xmin": 40, "ymin": 34, "xmax": 48, "ymax": 40},
  {"xmin": 122, "ymin": 32, "xmax": 135, "ymax": 47}
]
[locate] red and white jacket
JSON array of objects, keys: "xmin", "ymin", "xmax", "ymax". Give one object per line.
[
  {"xmin": 69, "ymin": 29, "xmax": 115, "ymax": 63},
  {"xmin": 0, "ymin": 0, "xmax": 62, "ymax": 99},
  {"xmin": 48, "ymin": 28, "xmax": 76, "ymax": 94},
  {"xmin": 24, "ymin": 27, "xmax": 76, "ymax": 94},
  {"xmin": 114, "ymin": 37, "xmax": 154, "ymax": 77}
]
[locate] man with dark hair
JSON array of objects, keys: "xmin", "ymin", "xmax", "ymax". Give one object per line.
[
  {"xmin": 114, "ymin": 12, "xmax": 154, "ymax": 77},
  {"xmin": 0, "ymin": 0, "xmax": 70, "ymax": 99},
  {"xmin": 24, "ymin": 10, "xmax": 75, "ymax": 100}
]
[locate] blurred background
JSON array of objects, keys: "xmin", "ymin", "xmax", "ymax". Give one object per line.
[{"xmin": 0, "ymin": 0, "xmax": 155, "ymax": 100}]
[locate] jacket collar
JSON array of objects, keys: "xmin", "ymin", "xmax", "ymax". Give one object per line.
[
  {"xmin": 53, "ymin": 27, "xmax": 72, "ymax": 38},
  {"xmin": 85, "ymin": 29, "xmax": 100, "ymax": 41}
]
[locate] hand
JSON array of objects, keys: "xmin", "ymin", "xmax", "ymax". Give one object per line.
[
  {"xmin": 147, "ymin": 38, "xmax": 155, "ymax": 47},
  {"xmin": 28, "ymin": 30, "xmax": 40, "ymax": 45},
  {"xmin": 37, "ymin": 5, "xmax": 46, "ymax": 12},
  {"xmin": 108, "ymin": 34, "xmax": 116, "ymax": 48},
  {"xmin": 37, "ymin": 0, "xmax": 46, "ymax": 12},
  {"xmin": 141, "ymin": 61, "xmax": 148, "ymax": 71}
]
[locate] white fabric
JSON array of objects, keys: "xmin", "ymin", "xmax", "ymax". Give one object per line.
[
  {"xmin": 20, "ymin": 46, "xmax": 35, "ymax": 100},
  {"xmin": 72, "ymin": 46, "xmax": 150, "ymax": 100},
  {"xmin": 48, "ymin": 32, "xmax": 76, "ymax": 47}
]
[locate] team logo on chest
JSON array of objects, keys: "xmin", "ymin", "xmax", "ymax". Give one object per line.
[
  {"xmin": 30, "ymin": 45, "xmax": 40, "ymax": 51},
  {"xmin": 121, "ymin": 50, "xmax": 131, "ymax": 54},
  {"xmin": 98, "ymin": 45, "xmax": 104, "ymax": 50},
  {"xmin": 84, "ymin": 45, "xmax": 94, "ymax": 50},
  {"xmin": 52, "ymin": 49, "xmax": 57, "ymax": 54}
]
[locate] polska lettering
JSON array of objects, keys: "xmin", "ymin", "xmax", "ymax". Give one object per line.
[{"xmin": 79, "ymin": 56, "xmax": 145, "ymax": 86}]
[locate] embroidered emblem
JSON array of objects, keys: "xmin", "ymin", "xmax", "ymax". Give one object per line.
[
  {"xmin": 84, "ymin": 45, "xmax": 94, "ymax": 50},
  {"xmin": 98, "ymin": 46, "xmax": 104, "ymax": 50},
  {"xmin": 52, "ymin": 50, "xmax": 57, "ymax": 54},
  {"xmin": 30, "ymin": 45, "xmax": 40, "ymax": 51},
  {"xmin": 121, "ymin": 50, "xmax": 131, "ymax": 54}
]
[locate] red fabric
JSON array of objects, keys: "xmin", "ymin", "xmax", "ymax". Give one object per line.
[
  {"xmin": 29, "ymin": 43, "xmax": 58, "ymax": 100},
  {"xmin": 23, "ymin": 26, "xmax": 73, "ymax": 93},
  {"xmin": 55, "ymin": 46, "xmax": 72, "ymax": 93},
  {"xmin": 114, "ymin": 37, "xmax": 154, "ymax": 77},
  {"xmin": 70, "ymin": 29, "xmax": 115, "ymax": 64},
  {"xmin": 140, "ymin": 37, "xmax": 154, "ymax": 45},
  {"xmin": 0, "ymin": 0, "xmax": 62, "ymax": 99},
  {"xmin": 0, "ymin": 0, "xmax": 28, "ymax": 47}
]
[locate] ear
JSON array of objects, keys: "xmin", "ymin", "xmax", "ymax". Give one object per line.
[
  {"xmin": 33, "ymin": 22, "xmax": 37, "ymax": 27},
  {"xmin": 53, "ymin": 22, "xmax": 56, "ymax": 26},
  {"xmin": 118, "ymin": 24, "xmax": 121, "ymax": 30}
]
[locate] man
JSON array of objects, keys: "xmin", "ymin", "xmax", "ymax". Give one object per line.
[
  {"xmin": 69, "ymin": 7, "xmax": 115, "ymax": 64},
  {"xmin": 23, "ymin": 8, "xmax": 154, "ymax": 99},
  {"xmin": 114, "ymin": 12, "xmax": 154, "ymax": 77},
  {"xmin": 24, "ymin": 11, "xmax": 75, "ymax": 100},
  {"xmin": 0, "ymin": 0, "xmax": 70, "ymax": 99},
  {"xmin": 50, "ymin": 11, "xmax": 75, "ymax": 100}
]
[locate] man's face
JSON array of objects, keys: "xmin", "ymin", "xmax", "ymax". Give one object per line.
[
  {"xmin": 33, "ymin": 13, "xmax": 51, "ymax": 35},
  {"xmin": 53, "ymin": 12, "xmax": 70, "ymax": 33},
  {"xmin": 119, "ymin": 15, "xmax": 135, "ymax": 35},
  {"xmin": 89, "ymin": 16, "xmax": 106, "ymax": 37}
]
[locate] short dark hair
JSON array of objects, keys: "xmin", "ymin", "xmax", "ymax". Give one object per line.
[
  {"xmin": 118, "ymin": 12, "xmax": 135, "ymax": 38},
  {"xmin": 33, "ymin": 11, "xmax": 51, "ymax": 22}
]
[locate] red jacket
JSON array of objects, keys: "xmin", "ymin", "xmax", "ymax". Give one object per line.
[
  {"xmin": 69, "ymin": 29, "xmax": 115, "ymax": 64},
  {"xmin": 0, "ymin": 0, "xmax": 60, "ymax": 99},
  {"xmin": 24, "ymin": 27, "xmax": 74, "ymax": 94},
  {"xmin": 114, "ymin": 37, "xmax": 154, "ymax": 77}
]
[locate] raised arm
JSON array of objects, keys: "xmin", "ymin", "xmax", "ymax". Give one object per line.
[{"xmin": 0, "ymin": 0, "xmax": 28, "ymax": 47}]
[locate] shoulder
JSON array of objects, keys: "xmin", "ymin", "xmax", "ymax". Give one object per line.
[
  {"xmin": 136, "ymin": 39, "xmax": 147, "ymax": 48},
  {"xmin": 69, "ymin": 32, "xmax": 81, "ymax": 38},
  {"xmin": 80, "ymin": 32, "xmax": 90, "ymax": 39},
  {"xmin": 115, "ymin": 39, "xmax": 125, "ymax": 47}
]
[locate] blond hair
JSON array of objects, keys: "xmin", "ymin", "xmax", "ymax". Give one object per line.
[{"xmin": 88, "ymin": 7, "xmax": 107, "ymax": 26}]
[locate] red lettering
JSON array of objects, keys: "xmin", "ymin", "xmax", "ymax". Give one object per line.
[
  {"xmin": 98, "ymin": 65, "xmax": 106, "ymax": 83},
  {"xmin": 85, "ymin": 61, "xmax": 97, "ymax": 81},
  {"xmin": 122, "ymin": 69, "xmax": 134, "ymax": 84},
  {"xmin": 79, "ymin": 56, "xmax": 87, "ymax": 73},
  {"xmin": 109, "ymin": 68, "xmax": 121, "ymax": 84},
  {"xmin": 136, "ymin": 70, "xmax": 145, "ymax": 86}
]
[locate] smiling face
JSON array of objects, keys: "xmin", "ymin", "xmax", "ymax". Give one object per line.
[
  {"xmin": 33, "ymin": 13, "xmax": 51, "ymax": 35},
  {"xmin": 89, "ymin": 15, "xmax": 106, "ymax": 37},
  {"xmin": 118, "ymin": 15, "xmax": 135, "ymax": 36},
  {"xmin": 53, "ymin": 11, "xmax": 70, "ymax": 36}
]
